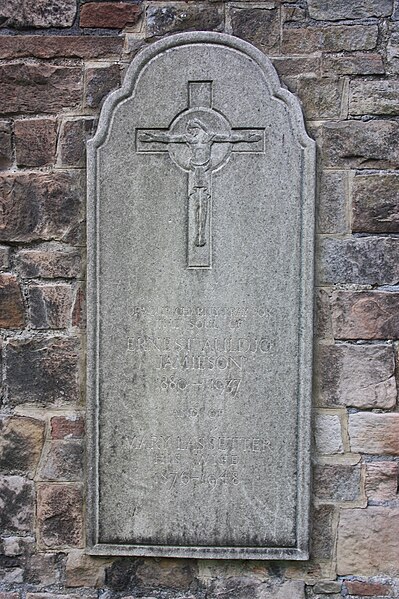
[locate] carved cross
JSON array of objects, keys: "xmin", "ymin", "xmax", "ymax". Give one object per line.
[{"xmin": 137, "ymin": 81, "xmax": 265, "ymax": 268}]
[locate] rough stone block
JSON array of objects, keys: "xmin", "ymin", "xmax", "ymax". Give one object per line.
[
  {"xmin": 308, "ymin": 0, "xmax": 393, "ymax": 20},
  {"xmin": 332, "ymin": 291, "xmax": 399, "ymax": 340},
  {"xmin": 322, "ymin": 120, "xmax": 399, "ymax": 169},
  {"xmin": 282, "ymin": 25, "xmax": 378, "ymax": 54},
  {"xmin": 0, "ymin": 121, "xmax": 12, "ymax": 171},
  {"xmin": 135, "ymin": 557, "xmax": 198, "ymax": 590},
  {"xmin": 66, "ymin": 549, "xmax": 111, "ymax": 588},
  {"xmin": 58, "ymin": 118, "xmax": 96, "ymax": 167},
  {"xmin": 6, "ymin": 336, "xmax": 80, "ymax": 407},
  {"xmin": 350, "ymin": 80, "xmax": 399, "ymax": 116},
  {"xmin": 85, "ymin": 65, "xmax": 120, "ymax": 109},
  {"xmin": 344, "ymin": 579, "xmax": 393, "ymax": 595},
  {"xmin": 37, "ymin": 484, "xmax": 83, "ymax": 548},
  {"xmin": 0, "ymin": 171, "xmax": 84, "ymax": 244},
  {"xmin": 315, "ymin": 289, "xmax": 333, "ymax": 341},
  {"xmin": 0, "ymin": 64, "xmax": 81, "ymax": 115},
  {"xmin": 337, "ymin": 507, "xmax": 399, "ymax": 575},
  {"xmin": 317, "ymin": 171, "xmax": 348, "ymax": 234},
  {"xmin": 0, "ymin": 246, "xmax": 9, "ymax": 270},
  {"xmin": 316, "ymin": 344, "xmax": 396, "ymax": 409},
  {"xmin": 313, "ymin": 581, "xmax": 342, "ymax": 593},
  {"xmin": 0, "ymin": 476, "xmax": 34, "ymax": 532},
  {"xmin": 29, "ymin": 284, "xmax": 73, "ymax": 329},
  {"xmin": 50, "ymin": 415, "xmax": 84, "ymax": 440},
  {"xmin": 146, "ymin": 4, "xmax": 224, "ymax": 37},
  {"xmin": 365, "ymin": 461, "xmax": 399, "ymax": 501},
  {"xmin": 317, "ymin": 237, "xmax": 399, "ymax": 286},
  {"xmin": 315, "ymin": 414, "xmax": 343, "ymax": 455},
  {"xmin": 0, "ymin": 0, "xmax": 77, "ymax": 28},
  {"xmin": 14, "ymin": 119, "xmax": 57, "ymax": 168},
  {"xmin": 272, "ymin": 57, "xmax": 320, "ymax": 78},
  {"xmin": 296, "ymin": 77, "xmax": 344, "ymax": 119},
  {"xmin": 312, "ymin": 505, "xmax": 335, "ymax": 559},
  {"xmin": 230, "ymin": 7, "xmax": 280, "ymax": 54},
  {"xmin": 24, "ymin": 552, "xmax": 61, "ymax": 586},
  {"xmin": 0, "ymin": 36, "xmax": 124, "ymax": 59},
  {"xmin": 322, "ymin": 52, "xmax": 385, "ymax": 75},
  {"xmin": 80, "ymin": 2, "xmax": 142, "ymax": 28},
  {"xmin": 15, "ymin": 247, "xmax": 82, "ymax": 279},
  {"xmin": 38, "ymin": 441, "xmax": 83, "ymax": 481},
  {"xmin": 0, "ymin": 274, "xmax": 25, "ymax": 329},
  {"xmin": 0, "ymin": 416, "xmax": 45, "ymax": 476},
  {"xmin": 352, "ymin": 173, "xmax": 399, "ymax": 233},
  {"xmin": 314, "ymin": 464, "xmax": 361, "ymax": 502},
  {"xmin": 349, "ymin": 413, "xmax": 399, "ymax": 455}
]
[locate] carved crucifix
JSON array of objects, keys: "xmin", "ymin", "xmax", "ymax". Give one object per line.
[{"xmin": 137, "ymin": 81, "xmax": 265, "ymax": 268}]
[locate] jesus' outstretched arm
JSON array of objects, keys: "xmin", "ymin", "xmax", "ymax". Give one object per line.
[
  {"xmin": 139, "ymin": 131, "xmax": 186, "ymax": 143},
  {"xmin": 212, "ymin": 131, "xmax": 262, "ymax": 144}
]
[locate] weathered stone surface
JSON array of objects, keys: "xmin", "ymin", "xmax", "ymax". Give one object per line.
[
  {"xmin": 365, "ymin": 461, "xmax": 399, "ymax": 501},
  {"xmin": 24, "ymin": 552, "xmax": 61, "ymax": 586},
  {"xmin": 322, "ymin": 52, "xmax": 385, "ymax": 75},
  {"xmin": 317, "ymin": 171, "xmax": 348, "ymax": 234},
  {"xmin": 0, "ymin": 0, "xmax": 76, "ymax": 28},
  {"xmin": 206, "ymin": 578, "xmax": 305, "ymax": 599},
  {"xmin": 39, "ymin": 441, "xmax": 83, "ymax": 481},
  {"xmin": 0, "ymin": 64, "xmax": 81, "ymax": 115},
  {"xmin": 50, "ymin": 415, "xmax": 84, "ymax": 440},
  {"xmin": 29, "ymin": 284, "xmax": 73, "ymax": 329},
  {"xmin": 337, "ymin": 507, "xmax": 399, "ymax": 575},
  {"xmin": 350, "ymin": 80, "xmax": 399, "ymax": 116},
  {"xmin": 0, "ymin": 246, "xmax": 9, "ymax": 270},
  {"xmin": 313, "ymin": 581, "xmax": 342, "ymax": 594},
  {"xmin": 0, "ymin": 476, "xmax": 34, "ymax": 532},
  {"xmin": 344, "ymin": 579, "xmax": 393, "ymax": 595},
  {"xmin": 272, "ymin": 57, "xmax": 320, "ymax": 78},
  {"xmin": 315, "ymin": 289, "xmax": 333, "ymax": 341},
  {"xmin": 322, "ymin": 120, "xmax": 399, "ymax": 169},
  {"xmin": 85, "ymin": 65, "xmax": 120, "ymax": 109},
  {"xmin": 136, "ymin": 558, "xmax": 198, "ymax": 590},
  {"xmin": 0, "ymin": 36, "xmax": 123, "ymax": 59},
  {"xmin": 6, "ymin": 336, "xmax": 79, "ymax": 407},
  {"xmin": 308, "ymin": 0, "xmax": 393, "ymax": 20},
  {"xmin": 349, "ymin": 413, "xmax": 399, "ymax": 455},
  {"xmin": 15, "ymin": 247, "xmax": 82, "ymax": 279},
  {"xmin": 318, "ymin": 237, "xmax": 399, "ymax": 286},
  {"xmin": 58, "ymin": 118, "xmax": 95, "ymax": 168},
  {"xmin": 282, "ymin": 25, "xmax": 378, "ymax": 54},
  {"xmin": 0, "ymin": 417, "xmax": 45, "ymax": 476},
  {"xmin": 1, "ymin": 535, "xmax": 34, "ymax": 556},
  {"xmin": 14, "ymin": 119, "xmax": 57, "ymax": 168},
  {"xmin": 332, "ymin": 291, "xmax": 399, "ymax": 340},
  {"xmin": 80, "ymin": 2, "xmax": 142, "ymax": 28},
  {"xmin": 0, "ymin": 274, "xmax": 25, "ymax": 329},
  {"xmin": 352, "ymin": 173, "xmax": 399, "ymax": 233},
  {"xmin": 314, "ymin": 414, "xmax": 343, "ymax": 454},
  {"xmin": 88, "ymin": 32, "xmax": 315, "ymax": 558},
  {"xmin": 0, "ymin": 121, "xmax": 12, "ymax": 171},
  {"xmin": 230, "ymin": 7, "xmax": 280, "ymax": 54},
  {"xmin": 0, "ymin": 172, "xmax": 84, "ymax": 243},
  {"xmin": 66, "ymin": 549, "xmax": 111, "ymax": 588},
  {"xmin": 314, "ymin": 464, "xmax": 361, "ymax": 502},
  {"xmin": 296, "ymin": 77, "xmax": 344, "ymax": 119},
  {"xmin": 316, "ymin": 344, "xmax": 396, "ymax": 409},
  {"xmin": 146, "ymin": 4, "xmax": 223, "ymax": 36},
  {"xmin": 312, "ymin": 505, "xmax": 335, "ymax": 559},
  {"xmin": 37, "ymin": 484, "xmax": 83, "ymax": 548}
]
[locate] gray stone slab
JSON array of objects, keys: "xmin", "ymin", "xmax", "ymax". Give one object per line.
[{"xmin": 87, "ymin": 32, "xmax": 315, "ymax": 560}]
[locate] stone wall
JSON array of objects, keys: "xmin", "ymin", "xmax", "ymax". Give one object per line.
[{"xmin": 0, "ymin": 0, "xmax": 398, "ymax": 597}]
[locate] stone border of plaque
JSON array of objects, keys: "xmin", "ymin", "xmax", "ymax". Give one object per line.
[{"xmin": 87, "ymin": 31, "xmax": 315, "ymax": 560}]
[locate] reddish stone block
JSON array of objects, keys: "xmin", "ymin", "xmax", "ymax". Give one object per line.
[
  {"xmin": 0, "ymin": 36, "xmax": 124, "ymax": 59},
  {"xmin": 0, "ymin": 476, "xmax": 34, "ymax": 533},
  {"xmin": 0, "ymin": 274, "xmax": 25, "ymax": 329},
  {"xmin": 365, "ymin": 461, "xmax": 399, "ymax": 501},
  {"xmin": 345, "ymin": 579, "xmax": 392, "ymax": 595},
  {"xmin": 51, "ymin": 415, "xmax": 85, "ymax": 440},
  {"xmin": 0, "ymin": 416, "xmax": 45, "ymax": 476},
  {"xmin": 0, "ymin": 0, "xmax": 77, "ymax": 28},
  {"xmin": 0, "ymin": 594, "xmax": 20, "ymax": 599},
  {"xmin": 37, "ymin": 484, "xmax": 83, "ymax": 548},
  {"xmin": 323, "ymin": 52, "xmax": 385, "ymax": 76},
  {"xmin": 80, "ymin": 2, "xmax": 142, "ymax": 28},
  {"xmin": 85, "ymin": 65, "xmax": 120, "ymax": 109},
  {"xmin": 15, "ymin": 247, "xmax": 82, "ymax": 279},
  {"xmin": 349, "ymin": 413, "xmax": 399, "ymax": 455},
  {"xmin": 0, "ymin": 172, "xmax": 84, "ymax": 244},
  {"xmin": 15, "ymin": 119, "xmax": 57, "ymax": 168},
  {"xmin": 58, "ymin": 118, "xmax": 95, "ymax": 167},
  {"xmin": 332, "ymin": 291, "xmax": 399, "ymax": 340},
  {"xmin": 352, "ymin": 173, "xmax": 399, "ymax": 233},
  {"xmin": 0, "ymin": 64, "xmax": 81, "ymax": 115},
  {"xmin": 72, "ymin": 285, "xmax": 85, "ymax": 328},
  {"xmin": 6, "ymin": 336, "xmax": 80, "ymax": 407},
  {"xmin": 29, "ymin": 284, "xmax": 74, "ymax": 329},
  {"xmin": 0, "ymin": 121, "xmax": 12, "ymax": 171},
  {"xmin": 282, "ymin": 25, "xmax": 378, "ymax": 54},
  {"xmin": 230, "ymin": 7, "xmax": 280, "ymax": 54}
]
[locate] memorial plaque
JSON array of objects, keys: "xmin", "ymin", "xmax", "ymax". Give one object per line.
[{"xmin": 87, "ymin": 32, "xmax": 315, "ymax": 559}]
